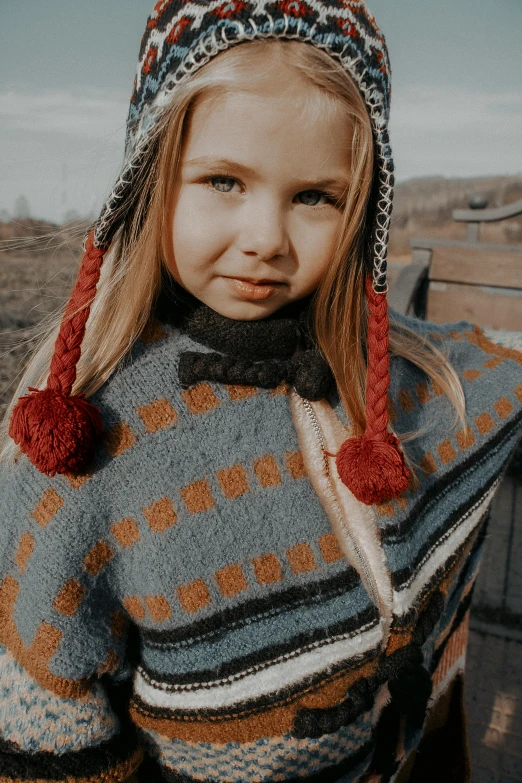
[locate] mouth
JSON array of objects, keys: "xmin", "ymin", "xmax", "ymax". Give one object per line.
[
  {"xmin": 224, "ymin": 276, "xmax": 283, "ymax": 300},
  {"xmin": 226, "ymin": 276, "xmax": 284, "ymax": 285}
]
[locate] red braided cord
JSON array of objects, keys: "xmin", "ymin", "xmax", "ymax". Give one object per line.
[
  {"xmin": 47, "ymin": 230, "xmax": 106, "ymax": 396},
  {"xmin": 364, "ymin": 274, "xmax": 390, "ymax": 442}
]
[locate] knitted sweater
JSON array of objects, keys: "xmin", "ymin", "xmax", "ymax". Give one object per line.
[{"xmin": 1, "ymin": 312, "xmax": 521, "ymax": 783}]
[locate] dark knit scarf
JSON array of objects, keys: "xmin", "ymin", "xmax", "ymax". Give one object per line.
[{"xmin": 152, "ymin": 274, "xmax": 335, "ymax": 401}]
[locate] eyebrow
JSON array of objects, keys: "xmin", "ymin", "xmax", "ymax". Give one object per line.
[{"xmin": 183, "ymin": 156, "xmax": 350, "ymax": 192}]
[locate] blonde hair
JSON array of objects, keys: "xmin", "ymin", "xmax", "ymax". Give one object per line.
[{"xmin": 0, "ymin": 39, "xmax": 464, "ymax": 466}]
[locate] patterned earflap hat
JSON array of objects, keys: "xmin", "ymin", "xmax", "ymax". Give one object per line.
[{"xmin": 9, "ymin": 0, "xmax": 410, "ymax": 505}]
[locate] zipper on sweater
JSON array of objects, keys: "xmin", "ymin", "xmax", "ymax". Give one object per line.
[{"xmin": 298, "ymin": 396, "xmax": 380, "ymax": 609}]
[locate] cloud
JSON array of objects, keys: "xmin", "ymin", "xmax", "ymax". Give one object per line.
[
  {"xmin": 389, "ymin": 86, "xmax": 522, "ymax": 179},
  {"xmin": 0, "ymin": 89, "xmax": 130, "ymax": 221},
  {"xmin": 0, "ymin": 89, "xmax": 129, "ymax": 139}
]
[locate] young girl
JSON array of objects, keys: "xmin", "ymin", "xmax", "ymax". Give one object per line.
[{"xmin": 1, "ymin": 2, "xmax": 521, "ymax": 781}]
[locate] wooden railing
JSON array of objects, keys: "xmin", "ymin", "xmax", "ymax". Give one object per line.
[
  {"xmin": 452, "ymin": 194, "xmax": 522, "ymax": 242},
  {"xmin": 389, "ymin": 194, "xmax": 522, "ymax": 331}
]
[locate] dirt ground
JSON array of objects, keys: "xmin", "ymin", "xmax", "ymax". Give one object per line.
[{"xmin": 0, "ymin": 228, "xmax": 83, "ymax": 419}]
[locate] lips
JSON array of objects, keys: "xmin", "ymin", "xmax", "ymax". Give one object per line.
[
  {"xmin": 225, "ymin": 276, "xmax": 282, "ymax": 300},
  {"xmin": 226, "ymin": 276, "xmax": 283, "ymax": 285}
]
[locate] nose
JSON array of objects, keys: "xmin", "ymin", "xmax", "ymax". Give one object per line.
[{"xmin": 238, "ymin": 197, "xmax": 290, "ymax": 261}]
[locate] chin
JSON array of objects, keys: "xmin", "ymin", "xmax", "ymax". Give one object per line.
[{"xmin": 209, "ymin": 298, "xmax": 284, "ymax": 321}]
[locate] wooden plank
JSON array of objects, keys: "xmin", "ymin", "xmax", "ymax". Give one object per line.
[
  {"xmin": 426, "ymin": 282, "xmax": 522, "ymax": 331},
  {"xmin": 430, "ymin": 246, "xmax": 522, "ymax": 289},
  {"xmin": 410, "ymin": 237, "xmax": 522, "ymax": 253},
  {"xmin": 453, "ymin": 197, "xmax": 522, "ymax": 223}
]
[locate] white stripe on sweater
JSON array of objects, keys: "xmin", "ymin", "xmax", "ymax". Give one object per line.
[
  {"xmin": 393, "ymin": 480, "xmax": 498, "ymax": 616},
  {"xmin": 134, "ymin": 623, "xmax": 381, "ymax": 711}
]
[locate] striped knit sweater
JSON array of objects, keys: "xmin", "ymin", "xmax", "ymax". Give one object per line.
[{"xmin": 0, "ymin": 312, "xmax": 521, "ymax": 783}]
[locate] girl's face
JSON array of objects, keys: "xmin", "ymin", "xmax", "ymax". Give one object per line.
[{"xmin": 162, "ymin": 68, "xmax": 353, "ymax": 320}]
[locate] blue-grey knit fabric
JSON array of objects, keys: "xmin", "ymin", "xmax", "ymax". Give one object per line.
[{"xmin": 0, "ymin": 314, "xmax": 521, "ymax": 782}]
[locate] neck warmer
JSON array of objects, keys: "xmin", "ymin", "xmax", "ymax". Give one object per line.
[{"xmin": 152, "ymin": 276, "xmax": 336, "ymax": 402}]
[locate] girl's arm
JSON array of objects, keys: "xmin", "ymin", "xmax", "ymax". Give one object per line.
[
  {"xmin": 0, "ymin": 457, "xmax": 143, "ymax": 782},
  {"xmin": 483, "ymin": 328, "xmax": 522, "ymax": 351}
]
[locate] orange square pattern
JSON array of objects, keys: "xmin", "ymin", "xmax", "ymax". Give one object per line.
[
  {"xmin": 145, "ymin": 595, "xmax": 172, "ymax": 622},
  {"xmin": 286, "ymin": 543, "xmax": 317, "ymax": 574},
  {"xmin": 103, "ymin": 422, "xmax": 136, "ymax": 457},
  {"xmin": 398, "ymin": 390, "xmax": 414, "ymax": 413},
  {"xmin": 144, "ymin": 497, "xmax": 178, "ymax": 532},
  {"xmin": 225, "ymin": 384, "xmax": 258, "ymax": 400},
  {"xmin": 0, "ymin": 575, "xmax": 19, "ymax": 619},
  {"xmin": 140, "ymin": 319, "xmax": 167, "ymax": 345},
  {"xmin": 456, "ymin": 428, "xmax": 475, "ymax": 451},
  {"xmin": 438, "ymin": 440, "xmax": 457, "ymax": 465},
  {"xmin": 475, "ymin": 412, "xmax": 495, "ymax": 435},
  {"xmin": 177, "ymin": 579, "xmax": 211, "ymax": 613},
  {"xmin": 420, "ymin": 453, "xmax": 437, "ymax": 476},
  {"xmin": 83, "ymin": 541, "xmax": 114, "ymax": 576},
  {"xmin": 111, "ymin": 610, "xmax": 127, "ymax": 639},
  {"xmin": 137, "ymin": 398, "xmax": 178, "ymax": 433},
  {"xmin": 14, "ymin": 532, "xmax": 35, "ymax": 575},
  {"xmin": 254, "ymin": 455, "xmax": 282, "ymax": 488},
  {"xmin": 181, "ymin": 383, "xmax": 220, "ymax": 414},
  {"xmin": 318, "ymin": 533, "xmax": 344, "ymax": 564},
  {"xmin": 217, "ymin": 465, "xmax": 250, "ymax": 499},
  {"xmin": 64, "ymin": 471, "xmax": 91, "ymax": 489},
  {"xmin": 180, "ymin": 480, "xmax": 215, "ymax": 513},
  {"xmin": 269, "ymin": 382, "xmax": 290, "ymax": 396},
  {"xmin": 495, "ymin": 397, "xmax": 513, "ymax": 419},
  {"xmin": 484, "ymin": 356, "xmax": 503, "ymax": 370},
  {"xmin": 396, "ymin": 495, "xmax": 408, "ymax": 510},
  {"xmin": 376, "ymin": 501, "xmax": 394, "ymax": 518},
  {"xmin": 123, "ymin": 596, "xmax": 146, "ymax": 620},
  {"xmin": 285, "ymin": 451, "xmax": 307, "ymax": 479},
  {"xmin": 388, "ymin": 400, "xmax": 398, "ymax": 423},
  {"xmin": 415, "ymin": 383, "xmax": 430, "ymax": 405},
  {"xmin": 31, "ymin": 488, "xmax": 64, "ymax": 528},
  {"xmin": 252, "ymin": 553, "xmax": 283, "ymax": 585},
  {"xmin": 215, "ymin": 564, "xmax": 248, "ymax": 598},
  {"xmin": 30, "ymin": 622, "xmax": 61, "ymax": 662},
  {"xmin": 53, "ymin": 579, "xmax": 86, "ymax": 617},
  {"xmin": 97, "ymin": 649, "xmax": 120, "ymax": 677},
  {"xmin": 111, "ymin": 518, "xmax": 141, "ymax": 548},
  {"xmin": 463, "ymin": 370, "xmax": 482, "ymax": 382}
]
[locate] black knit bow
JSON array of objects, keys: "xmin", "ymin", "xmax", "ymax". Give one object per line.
[
  {"xmin": 178, "ymin": 349, "xmax": 334, "ymax": 400},
  {"xmin": 153, "ymin": 275, "xmax": 336, "ymax": 401}
]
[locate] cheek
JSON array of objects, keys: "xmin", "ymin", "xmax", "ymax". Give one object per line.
[
  {"xmin": 171, "ymin": 188, "xmax": 232, "ymax": 267},
  {"xmin": 291, "ymin": 213, "xmax": 342, "ymax": 274}
]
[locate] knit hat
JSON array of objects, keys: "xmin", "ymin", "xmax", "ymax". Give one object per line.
[{"xmin": 9, "ymin": 0, "xmax": 410, "ymax": 505}]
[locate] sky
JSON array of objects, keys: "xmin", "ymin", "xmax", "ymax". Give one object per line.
[{"xmin": 1, "ymin": 0, "xmax": 521, "ymax": 223}]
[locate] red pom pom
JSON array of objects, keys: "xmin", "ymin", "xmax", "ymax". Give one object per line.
[
  {"xmin": 333, "ymin": 433, "xmax": 410, "ymax": 505},
  {"xmin": 8, "ymin": 387, "xmax": 103, "ymax": 476}
]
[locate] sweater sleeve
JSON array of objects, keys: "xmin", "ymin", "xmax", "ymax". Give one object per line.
[
  {"xmin": 483, "ymin": 328, "xmax": 522, "ymax": 352},
  {"xmin": 0, "ymin": 455, "xmax": 143, "ymax": 781}
]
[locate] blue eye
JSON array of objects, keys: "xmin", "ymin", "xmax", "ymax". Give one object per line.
[
  {"xmin": 297, "ymin": 190, "xmax": 330, "ymax": 207},
  {"xmin": 210, "ymin": 176, "xmax": 236, "ymax": 192}
]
